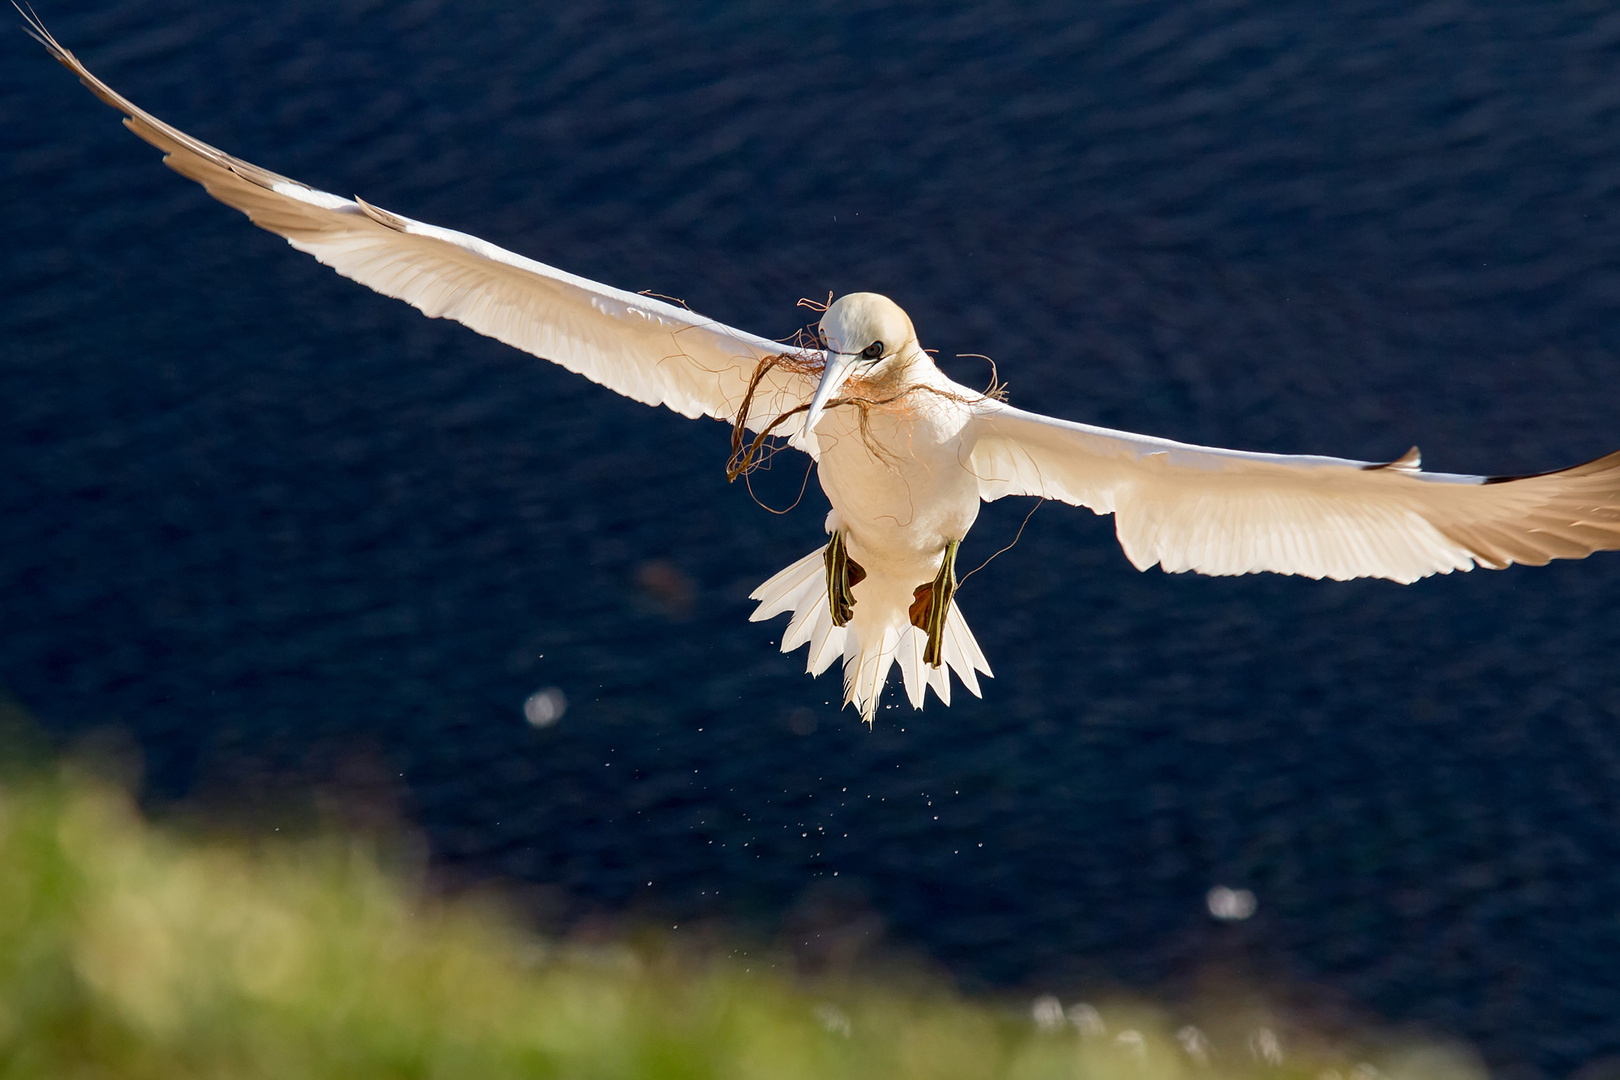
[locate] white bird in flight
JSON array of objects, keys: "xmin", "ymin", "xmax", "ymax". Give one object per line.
[{"xmin": 31, "ymin": 18, "xmax": 1620, "ymax": 724}]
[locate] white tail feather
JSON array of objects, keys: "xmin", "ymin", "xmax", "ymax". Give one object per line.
[
  {"xmin": 749, "ymin": 549, "xmax": 823, "ymax": 621},
  {"xmin": 806, "ymin": 615, "xmax": 846, "ymax": 676},
  {"xmin": 749, "ymin": 543, "xmax": 993, "ymax": 723}
]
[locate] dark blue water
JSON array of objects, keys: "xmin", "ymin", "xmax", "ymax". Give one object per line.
[{"xmin": 6, "ymin": 1, "xmax": 1620, "ymax": 1073}]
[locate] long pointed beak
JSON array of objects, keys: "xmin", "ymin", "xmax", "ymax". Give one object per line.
[{"xmin": 802, "ymin": 351, "xmax": 861, "ymax": 440}]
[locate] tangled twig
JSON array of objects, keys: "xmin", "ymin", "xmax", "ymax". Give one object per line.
[
  {"xmin": 955, "ymin": 353, "xmax": 1010, "ymax": 402},
  {"xmin": 958, "ymin": 498, "xmax": 1044, "ymax": 585},
  {"xmin": 725, "ymin": 335, "xmax": 1011, "ymax": 491}
]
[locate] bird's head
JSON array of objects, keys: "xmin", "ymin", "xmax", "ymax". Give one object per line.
[{"xmin": 803, "ymin": 293, "xmax": 923, "ymax": 438}]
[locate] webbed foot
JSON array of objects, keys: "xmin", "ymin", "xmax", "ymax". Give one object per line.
[
  {"xmin": 908, "ymin": 539, "xmax": 959, "ymax": 667},
  {"xmin": 824, "ymin": 531, "xmax": 866, "ymax": 627}
]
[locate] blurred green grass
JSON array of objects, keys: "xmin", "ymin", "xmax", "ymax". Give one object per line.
[{"xmin": 0, "ymin": 757, "xmax": 1485, "ymax": 1080}]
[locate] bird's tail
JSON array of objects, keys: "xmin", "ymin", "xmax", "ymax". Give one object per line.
[{"xmin": 749, "ymin": 544, "xmax": 992, "ymax": 724}]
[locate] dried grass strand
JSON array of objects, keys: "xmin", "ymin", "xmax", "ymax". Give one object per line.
[
  {"xmin": 742, "ymin": 457, "xmax": 816, "ymax": 515},
  {"xmin": 728, "ymin": 350, "xmax": 1006, "ymax": 481},
  {"xmin": 958, "ymin": 498, "xmax": 1044, "ymax": 586},
  {"xmin": 636, "ymin": 289, "xmax": 695, "ymax": 312},
  {"xmin": 955, "ymin": 354, "xmax": 1010, "ymax": 402}
]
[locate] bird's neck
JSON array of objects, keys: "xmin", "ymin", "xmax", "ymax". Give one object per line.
[
  {"xmin": 843, "ymin": 345, "xmax": 943, "ymax": 401},
  {"xmin": 889, "ymin": 344, "xmax": 937, "ymax": 386}
]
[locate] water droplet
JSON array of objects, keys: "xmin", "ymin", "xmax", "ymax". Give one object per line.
[
  {"xmin": 1206, "ymin": 885, "xmax": 1257, "ymax": 921},
  {"xmin": 523, "ymin": 687, "xmax": 568, "ymax": 727}
]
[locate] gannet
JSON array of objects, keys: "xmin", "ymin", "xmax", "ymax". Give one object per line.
[{"xmin": 30, "ymin": 19, "xmax": 1620, "ymax": 724}]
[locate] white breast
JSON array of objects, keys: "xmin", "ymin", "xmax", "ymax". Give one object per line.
[{"xmin": 812, "ymin": 390, "xmax": 982, "ymax": 576}]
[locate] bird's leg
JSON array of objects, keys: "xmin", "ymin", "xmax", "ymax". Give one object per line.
[
  {"xmin": 908, "ymin": 539, "xmax": 959, "ymax": 667},
  {"xmin": 824, "ymin": 531, "xmax": 866, "ymax": 627}
]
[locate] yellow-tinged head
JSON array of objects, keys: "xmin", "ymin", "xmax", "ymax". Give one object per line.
[{"xmin": 804, "ymin": 293, "xmax": 924, "ymax": 437}]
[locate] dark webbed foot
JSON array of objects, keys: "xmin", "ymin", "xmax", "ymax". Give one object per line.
[
  {"xmin": 824, "ymin": 531, "xmax": 866, "ymax": 627},
  {"xmin": 908, "ymin": 539, "xmax": 959, "ymax": 667}
]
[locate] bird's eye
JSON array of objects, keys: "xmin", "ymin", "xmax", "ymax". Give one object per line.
[{"xmin": 861, "ymin": 341, "xmax": 884, "ymax": 360}]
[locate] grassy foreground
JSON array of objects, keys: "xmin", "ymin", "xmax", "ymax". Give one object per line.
[{"xmin": 0, "ymin": 766, "xmax": 1483, "ymax": 1080}]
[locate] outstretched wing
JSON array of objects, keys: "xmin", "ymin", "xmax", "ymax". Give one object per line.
[
  {"xmin": 966, "ymin": 398, "xmax": 1620, "ymax": 584},
  {"xmin": 30, "ymin": 16, "xmax": 816, "ymax": 434}
]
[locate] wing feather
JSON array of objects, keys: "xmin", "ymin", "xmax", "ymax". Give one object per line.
[
  {"xmin": 31, "ymin": 18, "xmax": 815, "ymax": 435},
  {"xmin": 966, "ymin": 399, "xmax": 1620, "ymax": 583}
]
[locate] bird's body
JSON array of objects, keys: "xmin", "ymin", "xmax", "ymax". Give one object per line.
[
  {"xmin": 759, "ymin": 329, "xmax": 994, "ymax": 717},
  {"xmin": 29, "ymin": 17, "xmax": 1620, "ymax": 724},
  {"xmin": 814, "ymin": 355, "xmax": 980, "ymax": 582}
]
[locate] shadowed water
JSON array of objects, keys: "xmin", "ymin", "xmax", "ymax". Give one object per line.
[{"xmin": 4, "ymin": 2, "xmax": 1620, "ymax": 1075}]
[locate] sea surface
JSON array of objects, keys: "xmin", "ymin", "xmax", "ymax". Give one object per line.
[{"xmin": 5, "ymin": 2, "xmax": 1620, "ymax": 1074}]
